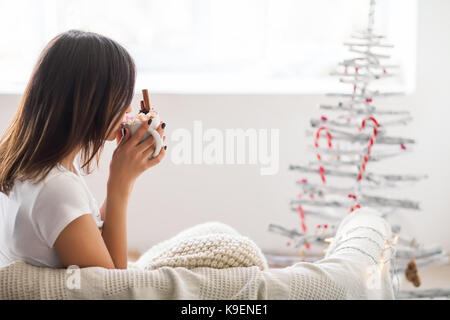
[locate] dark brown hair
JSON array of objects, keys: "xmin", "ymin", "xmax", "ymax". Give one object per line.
[{"xmin": 0, "ymin": 30, "xmax": 136, "ymax": 195}]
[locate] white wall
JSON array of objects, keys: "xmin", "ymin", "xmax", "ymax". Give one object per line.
[{"xmin": 0, "ymin": 0, "xmax": 449, "ymax": 255}]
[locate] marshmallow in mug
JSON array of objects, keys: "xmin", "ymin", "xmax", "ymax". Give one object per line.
[{"xmin": 122, "ymin": 109, "xmax": 163, "ymax": 158}]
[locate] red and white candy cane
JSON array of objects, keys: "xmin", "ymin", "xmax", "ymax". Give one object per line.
[
  {"xmin": 315, "ymin": 126, "xmax": 333, "ymax": 184},
  {"xmin": 296, "ymin": 180, "xmax": 308, "ymax": 233},
  {"xmin": 298, "ymin": 205, "xmax": 307, "ymax": 233},
  {"xmin": 348, "ymin": 193, "xmax": 361, "ymax": 213},
  {"xmin": 357, "ymin": 116, "xmax": 380, "ymax": 181}
]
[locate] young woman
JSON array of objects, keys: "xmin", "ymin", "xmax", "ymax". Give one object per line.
[{"xmin": 0, "ymin": 30, "xmax": 166, "ymax": 270}]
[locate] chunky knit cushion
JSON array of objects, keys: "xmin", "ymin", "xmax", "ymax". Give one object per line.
[{"xmin": 132, "ymin": 222, "xmax": 269, "ymax": 271}]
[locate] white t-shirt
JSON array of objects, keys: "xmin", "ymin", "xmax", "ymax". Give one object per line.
[{"xmin": 0, "ymin": 158, "xmax": 103, "ymax": 268}]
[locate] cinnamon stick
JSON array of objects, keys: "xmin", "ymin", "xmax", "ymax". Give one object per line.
[
  {"xmin": 142, "ymin": 89, "xmax": 150, "ymax": 113},
  {"xmin": 140, "ymin": 100, "xmax": 146, "ymax": 113}
]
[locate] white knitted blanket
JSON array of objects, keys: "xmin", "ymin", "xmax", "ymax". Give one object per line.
[{"xmin": 0, "ymin": 208, "xmax": 394, "ymax": 299}]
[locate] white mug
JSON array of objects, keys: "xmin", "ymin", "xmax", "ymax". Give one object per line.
[{"xmin": 125, "ymin": 115, "xmax": 163, "ymax": 158}]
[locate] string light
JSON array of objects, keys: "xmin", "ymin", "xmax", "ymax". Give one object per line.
[{"xmin": 324, "ymin": 237, "xmax": 335, "ymax": 243}]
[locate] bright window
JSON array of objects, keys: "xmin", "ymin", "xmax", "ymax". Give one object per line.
[{"xmin": 0, "ymin": 0, "xmax": 417, "ymax": 94}]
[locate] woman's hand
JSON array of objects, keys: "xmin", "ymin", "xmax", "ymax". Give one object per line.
[{"xmin": 108, "ymin": 120, "xmax": 166, "ymax": 198}]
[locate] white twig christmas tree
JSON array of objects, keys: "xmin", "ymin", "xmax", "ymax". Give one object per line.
[{"xmin": 268, "ymin": 0, "xmax": 450, "ymax": 299}]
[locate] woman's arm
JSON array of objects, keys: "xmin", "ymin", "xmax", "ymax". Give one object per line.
[
  {"xmin": 99, "ymin": 181, "xmax": 132, "ymax": 269},
  {"xmin": 100, "ymin": 121, "xmax": 166, "ymax": 269},
  {"xmin": 56, "ymin": 187, "xmax": 129, "ymax": 270},
  {"xmin": 100, "ymin": 201, "xmax": 106, "ymax": 221},
  {"xmin": 55, "ymin": 121, "xmax": 165, "ymax": 269},
  {"xmin": 54, "ymin": 214, "xmax": 116, "ymax": 269}
]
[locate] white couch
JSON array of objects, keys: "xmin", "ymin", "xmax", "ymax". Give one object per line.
[{"xmin": 0, "ymin": 209, "xmax": 395, "ymax": 300}]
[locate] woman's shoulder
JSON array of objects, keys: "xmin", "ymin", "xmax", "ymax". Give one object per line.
[
  {"xmin": 8, "ymin": 164, "xmax": 93, "ymax": 249},
  {"xmin": 39, "ymin": 167, "xmax": 88, "ymax": 199},
  {"xmin": 12, "ymin": 165, "xmax": 87, "ymax": 207},
  {"xmin": 31, "ymin": 166, "xmax": 91, "ymax": 219},
  {"xmin": 43, "ymin": 164, "xmax": 80, "ymax": 185},
  {"xmin": 30, "ymin": 166, "xmax": 93, "ymax": 249},
  {"xmin": 11, "ymin": 165, "xmax": 79, "ymax": 197}
]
